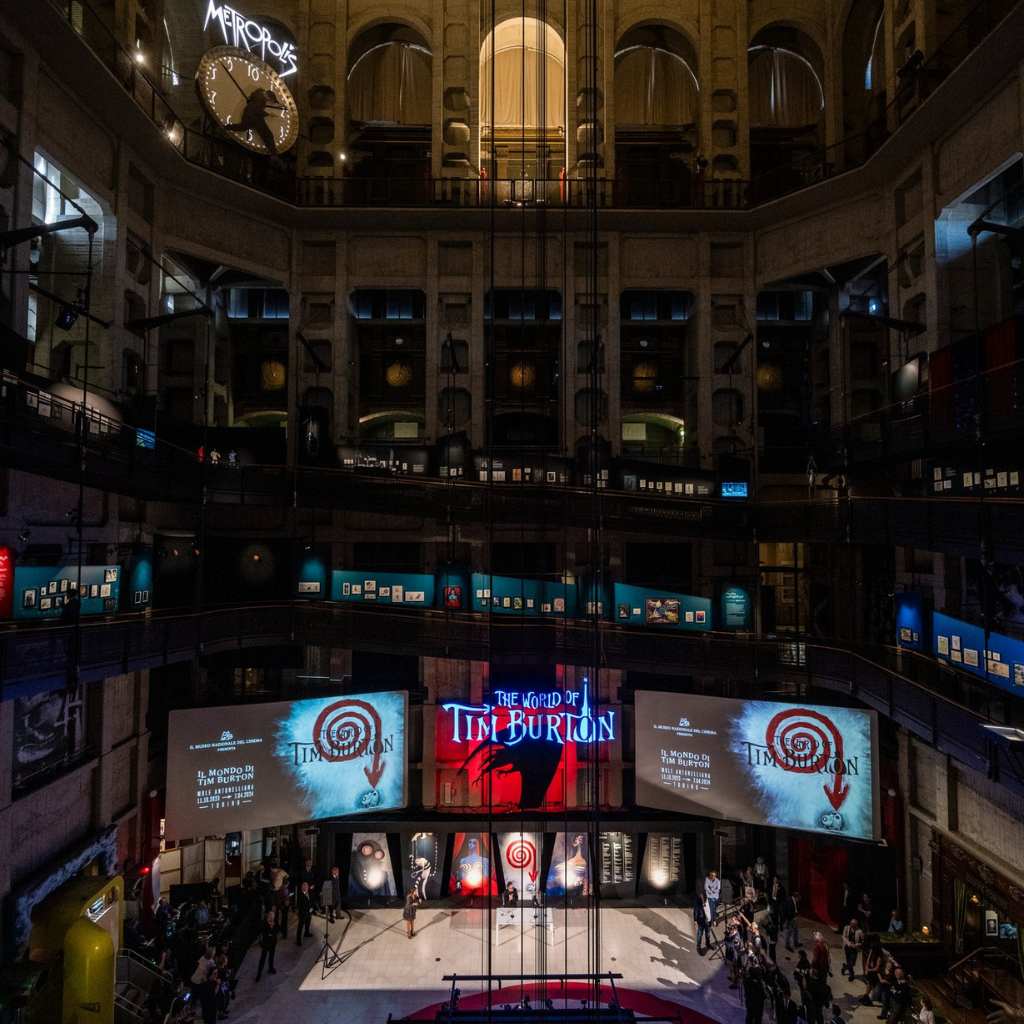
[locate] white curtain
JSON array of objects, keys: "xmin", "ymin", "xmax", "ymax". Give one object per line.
[
  {"xmin": 480, "ymin": 18, "xmax": 565, "ymax": 130},
  {"xmin": 349, "ymin": 43, "xmax": 432, "ymax": 124},
  {"xmin": 748, "ymin": 47, "xmax": 823, "ymax": 128},
  {"xmin": 614, "ymin": 47, "xmax": 699, "ymax": 126}
]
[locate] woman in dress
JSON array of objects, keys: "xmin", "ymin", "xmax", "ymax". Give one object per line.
[{"xmin": 403, "ymin": 888, "xmax": 420, "ymax": 938}]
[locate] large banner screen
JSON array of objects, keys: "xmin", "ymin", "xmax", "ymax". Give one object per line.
[
  {"xmin": 165, "ymin": 692, "xmax": 407, "ymax": 837},
  {"xmin": 634, "ymin": 692, "xmax": 879, "ymax": 841}
]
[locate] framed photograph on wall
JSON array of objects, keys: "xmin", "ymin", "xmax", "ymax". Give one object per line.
[
  {"xmin": 104, "ymin": 568, "xmax": 118, "ymax": 583},
  {"xmin": 90, "ymin": 584, "xmax": 99, "ymax": 598},
  {"xmin": 48, "ymin": 581, "xmax": 58, "ymax": 595},
  {"xmin": 40, "ymin": 597, "xmax": 52, "ymax": 610},
  {"xmin": 342, "ymin": 582, "xmax": 351, "ymax": 595},
  {"xmin": 23, "ymin": 589, "xmax": 36, "ymax": 609},
  {"xmin": 60, "ymin": 579, "xmax": 69, "ymax": 593}
]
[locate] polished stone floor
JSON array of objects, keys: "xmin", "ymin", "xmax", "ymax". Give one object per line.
[{"xmin": 220, "ymin": 908, "xmax": 872, "ymax": 1024}]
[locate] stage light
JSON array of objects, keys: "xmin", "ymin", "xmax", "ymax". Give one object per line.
[
  {"xmin": 134, "ymin": 49, "xmax": 146, "ymax": 65},
  {"xmin": 338, "ymin": 151, "xmax": 347, "ymax": 162}
]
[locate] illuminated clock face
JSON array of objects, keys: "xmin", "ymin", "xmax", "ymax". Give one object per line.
[{"xmin": 196, "ymin": 46, "xmax": 299, "ymax": 155}]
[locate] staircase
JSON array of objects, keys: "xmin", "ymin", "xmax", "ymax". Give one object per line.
[
  {"xmin": 920, "ymin": 947, "xmax": 1024, "ymax": 1024},
  {"xmin": 115, "ymin": 947, "xmax": 176, "ymax": 1023}
]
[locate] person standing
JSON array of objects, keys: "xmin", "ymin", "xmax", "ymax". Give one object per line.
[
  {"xmin": 782, "ymin": 890, "xmax": 801, "ymax": 951},
  {"xmin": 769, "ymin": 876, "xmax": 786, "ymax": 920},
  {"xmin": 294, "ymin": 882, "xmax": 313, "ymax": 946},
  {"xmin": 299, "ymin": 857, "xmax": 317, "ymax": 913},
  {"xmin": 743, "ymin": 963, "xmax": 767, "ymax": 1024},
  {"xmin": 704, "ymin": 870, "xmax": 721, "ymax": 923},
  {"xmin": 694, "ymin": 890, "xmax": 713, "ymax": 955},
  {"xmin": 841, "ymin": 918, "xmax": 864, "ymax": 978},
  {"xmin": 403, "ymin": 888, "xmax": 420, "ymax": 938},
  {"xmin": 320, "ymin": 866, "xmax": 342, "ymax": 924},
  {"xmin": 763, "ymin": 911, "xmax": 779, "ymax": 963},
  {"xmin": 270, "ymin": 863, "xmax": 289, "ymax": 938},
  {"xmin": 255, "ymin": 911, "xmax": 278, "ymax": 980},
  {"xmin": 862, "ymin": 939, "xmax": 884, "ymax": 1005}
]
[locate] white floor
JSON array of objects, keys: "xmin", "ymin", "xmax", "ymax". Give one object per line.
[{"xmin": 221, "ymin": 908, "xmax": 871, "ymax": 1024}]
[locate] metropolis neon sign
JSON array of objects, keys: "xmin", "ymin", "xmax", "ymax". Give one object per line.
[
  {"xmin": 441, "ymin": 681, "xmax": 616, "ymax": 746},
  {"xmin": 203, "ymin": 1, "xmax": 299, "ymax": 77}
]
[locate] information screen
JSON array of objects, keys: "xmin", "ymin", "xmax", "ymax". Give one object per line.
[
  {"xmin": 634, "ymin": 692, "xmax": 880, "ymax": 841},
  {"xmin": 165, "ymin": 692, "xmax": 407, "ymax": 838}
]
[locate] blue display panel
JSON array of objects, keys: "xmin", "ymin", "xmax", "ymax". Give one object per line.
[
  {"xmin": 613, "ymin": 583, "xmax": 712, "ymax": 631},
  {"xmin": 933, "ymin": 612, "xmax": 1024, "ymax": 693},
  {"xmin": 14, "ymin": 565, "xmax": 122, "ymax": 620},
  {"xmin": 124, "ymin": 548, "xmax": 154, "ymax": 610},
  {"xmin": 470, "ymin": 573, "xmax": 577, "ymax": 616},
  {"xmin": 296, "ymin": 551, "xmax": 328, "ymax": 598},
  {"xmin": 720, "ymin": 481, "xmax": 749, "ymax": 499},
  {"xmin": 895, "ymin": 592, "xmax": 926, "ymax": 652},
  {"xmin": 331, "ymin": 570, "xmax": 437, "ymax": 608},
  {"xmin": 721, "ymin": 585, "xmax": 752, "ymax": 629}
]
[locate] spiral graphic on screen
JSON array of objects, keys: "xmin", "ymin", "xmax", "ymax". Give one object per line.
[
  {"xmin": 312, "ymin": 699, "xmax": 382, "ymax": 762},
  {"xmin": 506, "ymin": 838, "xmax": 536, "ymax": 872},
  {"xmin": 765, "ymin": 708, "xmax": 843, "ymax": 774}
]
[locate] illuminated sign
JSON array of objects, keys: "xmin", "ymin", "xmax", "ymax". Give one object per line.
[
  {"xmin": 441, "ymin": 681, "xmax": 615, "ymax": 747},
  {"xmin": 721, "ymin": 481, "xmax": 748, "ymax": 498},
  {"xmin": 203, "ymin": 1, "xmax": 298, "ymax": 77}
]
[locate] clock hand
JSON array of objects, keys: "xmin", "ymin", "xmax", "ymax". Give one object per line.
[{"xmin": 221, "ymin": 63, "xmax": 251, "ymax": 104}]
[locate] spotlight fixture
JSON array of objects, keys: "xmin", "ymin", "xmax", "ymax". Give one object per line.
[
  {"xmin": 17, "ymin": 528, "xmax": 31, "ymax": 544},
  {"xmin": 338, "ymin": 151, "xmax": 347, "ymax": 162},
  {"xmin": 134, "ymin": 49, "xmax": 146, "ymax": 65},
  {"xmin": 55, "ymin": 304, "xmax": 80, "ymax": 331}
]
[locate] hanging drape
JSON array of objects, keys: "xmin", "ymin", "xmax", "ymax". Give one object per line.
[
  {"xmin": 748, "ymin": 47, "xmax": 824, "ymax": 128},
  {"xmin": 480, "ymin": 19, "xmax": 565, "ymax": 130},
  {"xmin": 348, "ymin": 42, "xmax": 432, "ymax": 124},
  {"xmin": 953, "ymin": 878, "xmax": 969, "ymax": 955},
  {"xmin": 614, "ymin": 47, "xmax": 699, "ymax": 126}
]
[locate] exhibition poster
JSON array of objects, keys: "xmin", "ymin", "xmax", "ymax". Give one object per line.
[
  {"xmin": 349, "ymin": 833, "xmax": 397, "ymax": 898},
  {"xmin": 498, "ymin": 832, "xmax": 543, "ymax": 898},
  {"xmin": 449, "ymin": 832, "xmax": 497, "ymax": 896},
  {"xmin": 634, "ymin": 691, "xmax": 880, "ymax": 841},
  {"xmin": 403, "ymin": 832, "xmax": 446, "ymax": 901},
  {"xmin": 164, "ymin": 691, "xmax": 407, "ymax": 836},
  {"xmin": 546, "ymin": 832, "xmax": 592, "ymax": 897}
]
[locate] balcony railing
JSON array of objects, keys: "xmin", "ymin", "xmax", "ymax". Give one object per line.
[{"xmin": 43, "ymin": 0, "xmax": 1021, "ymax": 211}]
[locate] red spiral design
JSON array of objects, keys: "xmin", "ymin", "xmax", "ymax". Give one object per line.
[
  {"xmin": 765, "ymin": 708, "xmax": 842, "ymax": 774},
  {"xmin": 506, "ymin": 839, "xmax": 536, "ymax": 870},
  {"xmin": 312, "ymin": 699, "xmax": 382, "ymax": 763}
]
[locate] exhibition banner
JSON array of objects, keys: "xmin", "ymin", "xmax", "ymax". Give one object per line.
[
  {"xmin": 349, "ymin": 833, "xmax": 397, "ymax": 898},
  {"xmin": 639, "ymin": 833, "xmax": 683, "ymax": 894},
  {"xmin": 435, "ymin": 681, "xmax": 615, "ymax": 812},
  {"xmin": 546, "ymin": 832, "xmax": 592, "ymax": 897},
  {"xmin": 634, "ymin": 691, "xmax": 880, "ymax": 841},
  {"xmin": 449, "ymin": 833, "xmax": 496, "ymax": 896},
  {"xmin": 164, "ymin": 691, "xmax": 407, "ymax": 837},
  {"xmin": 403, "ymin": 832, "xmax": 446, "ymax": 901},
  {"xmin": 497, "ymin": 832, "xmax": 543, "ymax": 897},
  {"xmin": 598, "ymin": 831, "xmax": 636, "ymax": 899}
]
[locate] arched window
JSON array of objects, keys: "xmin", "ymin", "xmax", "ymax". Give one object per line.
[
  {"xmin": 614, "ymin": 25, "xmax": 699, "ymax": 127},
  {"xmin": 348, "ymin": 25, "xmax": 432, "ymax": 124},
  {"xmin": 747, "ymin": 45, "xmax": 824, "ymax": 128},
  {"xmin": 480, "ymin": 18, "xmax": 565, "ymax": 133}
]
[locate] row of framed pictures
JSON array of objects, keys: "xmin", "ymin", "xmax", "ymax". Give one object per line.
[
  {"xmin": 342, "ymin": 831, "xmax": 684, "ymax": 902},
  {"xmin": 22, "ymin": 577, "xmax": 117, "ymax": 608}
]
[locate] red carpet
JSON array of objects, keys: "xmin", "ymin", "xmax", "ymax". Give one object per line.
[{"xmin": 407, "ymin": 981, "xmax": 719, "ymax": 1022}]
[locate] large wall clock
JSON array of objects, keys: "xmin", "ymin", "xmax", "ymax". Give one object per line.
[{"xmin": 196, "ymin": 46, "xmax": 299, "ymax": 155}]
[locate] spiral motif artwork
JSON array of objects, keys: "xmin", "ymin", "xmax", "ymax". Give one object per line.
[
  {"xmin": 505, "ymin": 838, "xmax": 536, "ymax": 871},
  {"xmin": 764, "ymin": 708, "xmax": 843, "ymax": 774},
  {"xmin": 312, "ymin": 698, "xmax": 382, "ymax": 762}
]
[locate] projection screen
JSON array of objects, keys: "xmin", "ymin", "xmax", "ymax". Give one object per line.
[
  {"xmin": 634, "ymin": 691, "xmax": 880, "ymax": 841},
  {"xmin": 165, "ymin": 691, "xmax": 407, "ymax": 838}
]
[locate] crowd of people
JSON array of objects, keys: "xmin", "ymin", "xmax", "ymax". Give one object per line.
[
  {"xmin": 693, "ymin": 861, "xmax": 928, "ymax": 1024},
  {"xmin": 123, "ymin": 856, "xmax": 344, "ymax": 1023}
]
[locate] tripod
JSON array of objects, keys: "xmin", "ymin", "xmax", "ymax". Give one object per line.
[
  {"xmin": 706, "ymin": 917, "xmax": 727, "ymax": 962},
  {"xmin": 318, "ymin": 908, "xmax": 346, "ymax": 981}
]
